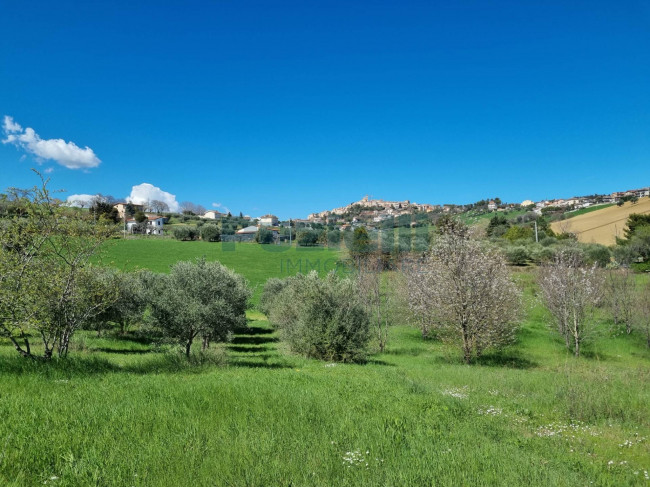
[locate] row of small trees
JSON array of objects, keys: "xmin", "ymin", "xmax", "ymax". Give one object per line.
[{"xmin": 0, "ymin": 179, "xmax": 249, "ymax": 360}]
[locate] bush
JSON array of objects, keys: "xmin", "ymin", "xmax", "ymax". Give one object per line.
[
  {"xmin": 255, "ymin": 227, "xmax": 274, "ymax": 244},
  {"xmin": 505, "ymin": 246, "xmax": 529, "ymax": 266},
  {"xmin": 200, "ymin": 224, "xmax": 220, "ymax": 242},
  {"xmin": 266, "ymin": 272, "xmax": 371, "ymax": 362},
  {"xmin": 297, "ymin": 230, "xmax": 320, "ymax": 247},
  {"xmin": 173, "ymin": 226, "xmax": 198, "ymax": 241},
  {"xmin": 259, "ymin": 277, "xmax": 291, "ymax": 315},
  {"xmin": 148, "ymin": 259, "xmax": 250, "ymax": 357},
  {"xmin": 584, "ymin": 244, "xmax": 611, "ymax": 267}
]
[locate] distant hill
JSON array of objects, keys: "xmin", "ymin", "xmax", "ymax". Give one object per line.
[{"xmin": 551, "ymin": 197, "xmax": 650, "ymax": 246}]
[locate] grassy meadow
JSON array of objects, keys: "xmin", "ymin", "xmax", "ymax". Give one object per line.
[
  {"xmin": 97, "ymin": 239, "xmax": 345, "ymax": 302},
  {"xmin": 1, "ymin": 240, "xmax": 649, "ymax": 486}
]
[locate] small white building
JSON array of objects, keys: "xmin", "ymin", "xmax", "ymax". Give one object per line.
[
  {"xmin": 126, "ymin": 215, "xmax": 165, "ymax": 235},
  {"xmin": 488, "ymin": 200, "xmax": 497, "ymax": 211},
  {"xmin": 203, "ymin": 210, "xmax": 224, "ymax": 220},
  {"xmin": 259, "ymin": 214, "xmax": 279, "ymax": 226}
]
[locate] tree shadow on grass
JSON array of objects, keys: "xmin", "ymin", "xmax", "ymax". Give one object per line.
[
  {"xmin": 91, "ymin": 347, "xmax": 152, "ymax": 355},
  {"xmin": 365, "ymin": 358, "xmax": 396, "ymax": 366},
  {"xmin": 227, "ymin": 345, "xmax": 271, "ymax": 353},
  {"xmin": 233, "ymin": 325, "xmax": 274, "ymax": 336},
  {"xmin": 0, "ymin": 351, "xmax": 229, "ymax": 376},
  {"xmin": 228, "ymin": 359, "xmax": 292, "ymax": 369},
  {"xmin": 231, "ymin": 335, "xmax": 279, "ymax": 345},
  {"xmin": 428, "ymin": 350, "xmax": 537, "ymax": 369},
  {"xmin": 474, "ymin": 353, "xmax": 537, "ymax": 369}
]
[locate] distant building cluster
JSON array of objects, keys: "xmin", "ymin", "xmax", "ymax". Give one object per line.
[{"xmin": 108, "ymin": 186, "xmax": 649, "ymax": 238}]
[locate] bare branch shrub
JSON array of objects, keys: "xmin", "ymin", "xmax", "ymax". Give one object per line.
[
  {"xmin": 538, "ymin": 248, "xmax": 603, "ymax": 357},
  {"xmin": 403, "ymin": 233, "xmax": 521, "ymax": 363}
]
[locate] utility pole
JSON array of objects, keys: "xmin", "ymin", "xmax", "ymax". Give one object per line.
[
  {"xmin": 289, "ymin": 219, "xmax": 292, "ymax": 246},
  {"xmin": 534, "ymin": 220, "xmax": 538, "ymax": 243}
]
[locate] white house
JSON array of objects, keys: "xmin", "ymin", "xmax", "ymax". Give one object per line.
[
  {"xmin": 203, "ymin": 210, "xmax": 224, "ymax": 220},
  {"xmin": 126, "ymin": 215, "xmax": 165, "ymax": 235},
  {"xmin": 487, "ymin": 200, "xmax": 497, "ymax": 211},
  {"xmin": 259, "ymin": 214, "xmax": 279, "ymax": 226}
]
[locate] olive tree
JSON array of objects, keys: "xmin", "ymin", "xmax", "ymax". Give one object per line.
[
  {"xmin": 538, "ymin": 249, "xmax": 603, "ymax": 357},
  {"xmin": 0, "ymin": 177, "xmax": 118, "ymax": 359},
  {"xmin": 149, "ymin": 259, "xmax": 250, "ymax": 357},
  {"xmin": 403, "ymin": 233, "xmax": 521, "ymax": 363},
  {"xmin": 94, "ymin": 270, "xmax": 149, "ymax": 335},
  {"xmin": 267, "ymin": 272, "xmax": 371, "ymax": 363}
]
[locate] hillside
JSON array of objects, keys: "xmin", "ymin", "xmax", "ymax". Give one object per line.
[{"xmin": 551, "ymin": 197, "xmax": 650, "ymax": 245}]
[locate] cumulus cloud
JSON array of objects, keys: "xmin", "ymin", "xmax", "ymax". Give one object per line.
[
  {"xmin": 2, "ymin": 115, "xmax": 101, "ymax": 170},
  {"xmin": 127, "ymin": 183, "xmax": 179, "ymax": 213},
  {"xmin": 65, "ymin": 194, "xmax": 98, "ymax": 207}
]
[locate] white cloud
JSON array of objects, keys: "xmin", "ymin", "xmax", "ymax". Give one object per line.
[
  {"xmin": 65, "ymin": 194, "xmax": 98, "ymax": 207},
  {"xmin": 2, "ymin": 115, "xmax": 101, "ymax": 170},
  {"xmin": 127, "ymin": 183, "xmax": 179, "ymax": 213}
]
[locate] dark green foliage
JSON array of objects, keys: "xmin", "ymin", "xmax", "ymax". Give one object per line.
[
  {"xmin": 255, "ymin": 227, "xmax": 274, "ymax": 244},
  {"xmin": 134, "ymin": 211, "xmax": 147, "ymax": 223},
  {"xmin": 486, "ymin": 214, "xmax": 510, "ymax": 237},
  {"xmin": 505, "ymin": 246, "xmax": 529, "ymax": 266},
  {"xmin": 90, "ymin": 200, "xmax": 120, "ymax": 223},
  {"xmin": 623, "ymin": 213, "xmax": 650, "ymax": 240},
  {"xmin": 296, "ymin": 229, "xmax": 320, "ymax": 247},
  {"xmin": 584, "ymin": 244, "xmax": 611, "ymax": 267},
  {"xmin": 148, "ymin": 259, "xmax": 250, "ymax": 357},
  {"xmin": 200, "ymin": 224, "xmax": 221, "ymax": 242},
  {"xmin": 172, "ymin": 226, "xmax": 198, "ymax": 241},
  {"xmin": 258, "ymin": 277, "xmax": 291, "ymax": 315},
  {"xmin": 266, "ymin": 272, "xmax": 370, "ymax": 362},
  {"xmin": 349, "ymin": 226, "xmax": 374, "ymax": 256},
  {"xmin": 503, "ymin": 225, "xmax": 534, "ymax": 242}
]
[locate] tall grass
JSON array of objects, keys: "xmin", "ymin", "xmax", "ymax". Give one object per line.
[{"xmin": 1, "ymin": 275, "xmax": 649, "ymax": 486}]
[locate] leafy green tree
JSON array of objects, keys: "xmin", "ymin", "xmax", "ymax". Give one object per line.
[
  {"xmin": 255, "ymin": 227, "xmax": 274, "ymax": 244},
  {"xmin": 267, "ymin": 272, "xmax": 371, "ymax": 362},
  {"xmin": 486, "ymin": 214, "xmax": 510, "ymax": 237},
  {"xmin": 623, "ymin": 214, "xmax": 650, "ymax": 240},
  {"xmin": 134, "ymin": 211, "xmax": 147, "ymax": 223},
  {"xmin": 0, "ymin": 176, "xmax": 118, "ymax": 359},
  {"xmin": 297, "ymin": 229, "xmax": 319, "ymax": 247},
  {"xmin": 503, "ymin": 225, "xmax": 534, "ymax": 242},
  {"xmin": 148, "ymin": 259, "xmax": 250, "ymax": 357},
  {"xmin": 90, "ymin": 199, "xmax": 120, "ymax": 223},
  {"xmin": 94, "ymin": 270, "xmax": 149, "ymax": 335},
  {"xmin": 349, "ymin": 226, "xmax": 374, "ymax": 257},
  {"xmin": 200, "ymin": 224, "xmax": 221, "ymax": 242}
]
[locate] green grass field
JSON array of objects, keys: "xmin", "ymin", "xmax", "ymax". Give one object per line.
[
  {"xmin": 98, "ymin": 239, "xmax": 345, "ymax": 302},
  {"xmin": 2, "ymin": 249, "xmax": 650, "ymax": 485}
]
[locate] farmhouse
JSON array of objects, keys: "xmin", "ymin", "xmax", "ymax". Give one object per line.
[
  {"xmin": 126, "ymin": 215, "xmax": 165, "ymax": 235},
  {"xmin": 259, "ymin": 214, "xmax": 279, "ymax": 226},
  {"xmin": 203, "ymin": 210, "xmax": 224, "ymax": 220}
]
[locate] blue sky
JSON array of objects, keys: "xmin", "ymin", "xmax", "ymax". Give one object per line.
[{"xmin": 1, "ymin": 0, "xmax": 649, "ymax": 218}]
